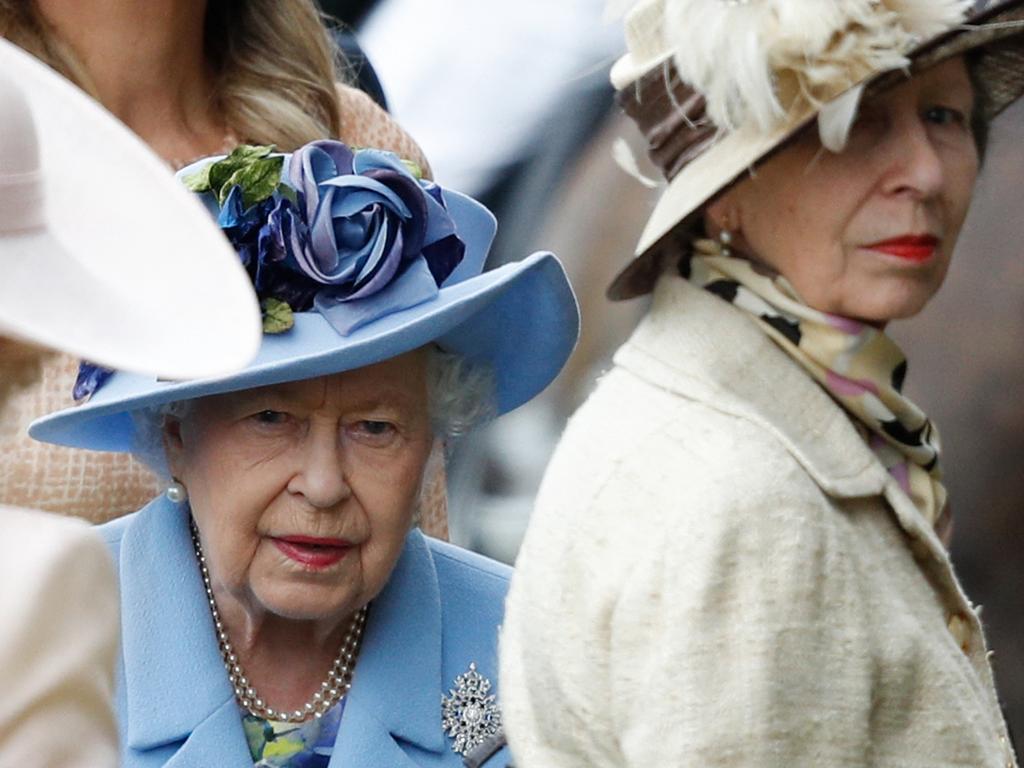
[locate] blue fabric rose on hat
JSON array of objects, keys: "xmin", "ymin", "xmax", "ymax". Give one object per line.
[
  {"xmin": 74, "ymin": 140, "xmax": 468, "ymax": 402},
  {"xmin": 186, "ymin": 140, "xmax": 466, "ymax": 336},
  {"xmin": 281, "ymin": 141, "xmax": 462, "ymax": 290}
]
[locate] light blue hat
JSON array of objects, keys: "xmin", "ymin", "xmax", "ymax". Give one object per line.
[{"xmin": 30, "ymin": 141, "xmax": 579, "ymax": 452}]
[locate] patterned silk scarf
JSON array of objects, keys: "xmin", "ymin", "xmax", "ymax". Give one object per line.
[{"xmin": 683, "ymin": 238, "xmax": 948, "ymax": 532}]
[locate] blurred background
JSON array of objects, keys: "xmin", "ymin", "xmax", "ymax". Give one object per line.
[{"xmin": 327, "ymin": 0, "xmax": 1024, "ymax": 738}]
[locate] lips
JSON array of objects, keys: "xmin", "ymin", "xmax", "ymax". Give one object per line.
[
  {"xmin": 273, "ymin": 535, "xmax": 352, "ymax": 569},
  {"xmin": 865, "ymin": 234, "xmax": 940, "ymax": 262}
]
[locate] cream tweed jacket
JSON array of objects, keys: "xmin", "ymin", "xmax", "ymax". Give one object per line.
[
  {"xmin": 0, "ymin": 506, "xmax": 118, "ymax": 766},
  {"xmin": 501, "ymin": 275, "xmax": 1017, "ymax": 768}
]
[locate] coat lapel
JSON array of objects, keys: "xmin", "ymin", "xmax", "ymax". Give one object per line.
[
  {"xmin": 162, "ymin": 699, "xmax": 252, "ymax": 768},
  {"xmin": 330, "ymin": 529, "xmax": 446, "ymax": 767},
  {"xmin": 616, "ymin": 277, "xmax": 967, "ymax": 554},
  {"xmin": 118, "ymin": 497, "xmax": 249, "ymax": 765},
  {"xmin": 616, "ymin": 276, "xmax": 891, "ymax": 499}
]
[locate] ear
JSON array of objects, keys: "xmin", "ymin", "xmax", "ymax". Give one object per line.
[{"xmin": 162, "ymin": 415, "xmax": 188, "ymax": 481}]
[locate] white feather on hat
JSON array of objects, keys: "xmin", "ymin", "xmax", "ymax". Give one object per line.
[{"xmin": 610, "ymin": 0, "xmax": 972, "ymax": 150}]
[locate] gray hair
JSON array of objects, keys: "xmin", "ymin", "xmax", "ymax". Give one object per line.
[{"xmin": 131, "ymin": 347, "xmax": 494, "ymax": 481}]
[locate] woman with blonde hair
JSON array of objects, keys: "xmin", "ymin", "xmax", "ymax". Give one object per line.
[
  {"xmin": 502, "ymin": 1, "xmax": 1024, "ymax": 765},
  {"xmin": 0, "ymin": 0, "xmax": 446, "ymax": 534}
]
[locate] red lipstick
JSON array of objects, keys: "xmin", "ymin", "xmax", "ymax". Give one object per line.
[
  {"xmin": 273, "ymin": 535, "xmax": 352, "ymax": 569},
  {"xmin": 865, "ymin": 234, "xmax": 939, "ymax": 262}
]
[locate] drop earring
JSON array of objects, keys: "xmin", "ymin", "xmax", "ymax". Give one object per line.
[
  {"xmin": 718, "ymin": 227, "xmax": 734, "ymax": 257},
  {"xmin": 166, "ymin": 479, "xmax": 188, "ymax": 504}
]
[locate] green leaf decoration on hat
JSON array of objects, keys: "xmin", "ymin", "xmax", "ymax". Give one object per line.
[
  {"xmin": 401, "ymin": 158, "xmax": 424, "ymax": 180},
  {"xmin": 183, "ymin": 144, "xmax": 283, "ymax": 208},
  {"xmin": 260, "ymin": 297, "xmax": 294, "ymax": 334}
]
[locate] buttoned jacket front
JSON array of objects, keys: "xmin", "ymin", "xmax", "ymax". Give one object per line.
[
  {"xmin": 502, "ymin": 274, "xmax": 1017, "ymax": 768},
  {"xmin": 99, "ymin": 496, "xmax": 512, "ymax": 768}
]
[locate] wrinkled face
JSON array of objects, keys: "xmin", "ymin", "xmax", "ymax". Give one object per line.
[
  {"xmin": 165, "ymin": 349, "xmax": 434, "ymax": 624},
  {"xmin": 707, "ymin": 56, "xmax": 980, "ymax": 322}
]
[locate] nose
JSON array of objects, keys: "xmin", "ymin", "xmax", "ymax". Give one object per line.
[
  {"xmin": 287, "ymin": 423, "xmax": 351, "ymax": 509},
  {"xmin": 880, "ymin": 115, "xmax": 945, "ymax": 200}
]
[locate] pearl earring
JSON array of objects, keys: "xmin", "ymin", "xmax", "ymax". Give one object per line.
[
  {"xmin": 718, "ymin": 227, "xmax": 733, "ymax": 257},
  {"xmin": 166, "ymin": 480, "xmax": 188, "ymax": 504}
]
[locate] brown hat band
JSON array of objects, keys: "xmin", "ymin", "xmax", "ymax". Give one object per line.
[{"xmin": 616, "ymin": 60, "xmax": 718, "ymax": 182}]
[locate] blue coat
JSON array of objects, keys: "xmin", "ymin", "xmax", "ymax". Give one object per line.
[{"xmin": 98, "ymin": 496, "xmax": 512, "ymax": 767}]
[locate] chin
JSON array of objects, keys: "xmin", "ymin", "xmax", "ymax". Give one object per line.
[
  {"xmin": 843, "ymin": 276, "xmax": 944, "ymax": 324},
  {"xmin": 879, "ymin": 301, "xmax": 932, "ymax": 322},
  {"xmin": 255, "ymin": 581, "xmax": 355, "ymax": 623},
  {"xmin": 850, "ymin": 299, "xmax": 926, "ymax": 323}
]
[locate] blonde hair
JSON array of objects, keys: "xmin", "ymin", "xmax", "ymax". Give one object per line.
[
  {"xmin": 0, "ymin": 0, "xmax": 343, "ymax": 150},
  {"xmin": 0, "ymin": 341, "xmax": 46, "ymax": 438}
]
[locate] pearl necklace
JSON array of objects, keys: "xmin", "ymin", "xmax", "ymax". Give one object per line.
[{"xmin": 190, "ymin": 520, "xmax": 367, "ymax": 723}]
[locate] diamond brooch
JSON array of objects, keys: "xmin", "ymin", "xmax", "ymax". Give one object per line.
[{"xmin": 441, "ymin": 662, "xmax": 502, "ymax": 757}]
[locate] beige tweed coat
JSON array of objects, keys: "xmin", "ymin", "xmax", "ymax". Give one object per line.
[{"xmin": 501, "ymin": 274, "xmax": 1017, "ymax": 768}]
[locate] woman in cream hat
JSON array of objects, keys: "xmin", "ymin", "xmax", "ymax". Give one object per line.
[
  {"xmin": 502, "ymin": 1, "xmax": 1024, "ymax": 765},
  {"xmin": 0, "ymin": 39, "xmax": 260, "ymax": 765}
]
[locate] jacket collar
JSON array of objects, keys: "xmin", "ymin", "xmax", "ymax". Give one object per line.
[
  {"xmin": 119, "ymin": 496, "xmax": 232, "ymax": 752},
  {"xmin": 119, "ymin": 497, "xmax": 444, "ymax": 766},
  {"xmin": 615, "ymin": 275, "xmax": 890, "ymax": 499},
  {"xmin": 335, "ymin": 524, "xmax": 447, "ymax": 762}
]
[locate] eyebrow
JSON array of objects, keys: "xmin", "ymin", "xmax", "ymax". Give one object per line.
[
  {"xmin": 340, "ymin": 386, "xmax": 422, "ymax": 411},
  {"xmin": 217, "ymin": 378, "xmax": 425, "ymax": 413},
  {"xmin": 208, "ymin": 382, "xmax": 325, "ymax": 415},
  {"xmin": 232, "ymin": 383, "xmax": 318, "ymax": 403}
]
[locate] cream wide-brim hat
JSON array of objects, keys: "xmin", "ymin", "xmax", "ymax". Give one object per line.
[
  {"xmin": 0, "ymin": 39, "xmax": 260, "ymax": 377},
  {"xmin": 607, "ymin": 0, "xmax": 1024, "ymax": 300}
]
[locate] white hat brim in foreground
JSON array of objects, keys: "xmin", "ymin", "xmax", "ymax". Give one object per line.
[
  {"xmin": 0, "ymin": 39, "xmax": 260, "ymax": 378},
  {"xmin": 30, "ymin": 251, "xmax": 580, "ymax": 452}
]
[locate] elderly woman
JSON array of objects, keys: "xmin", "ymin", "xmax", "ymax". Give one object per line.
[
  {"xmin": 502, "ymin": 1, "xmax": 1024, "ymax": 766},
  {"xmin": 32, "ymin": 140, "xmax": 578, "ymax": 767}
]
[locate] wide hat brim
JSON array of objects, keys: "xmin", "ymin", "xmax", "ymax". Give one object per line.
[
  {"xmin": 608, "ymin": 0, "xmax": 1024, "ymax": 301},
  {"xmin": 29, "ymin": 251, "xmax": 580, "ymax": 452},
  {"xmin": 0, "ymin": 39, "xmax": 261, "ymax": 376}
]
